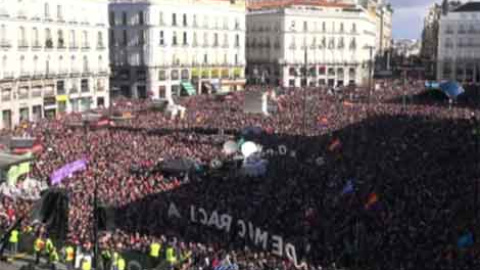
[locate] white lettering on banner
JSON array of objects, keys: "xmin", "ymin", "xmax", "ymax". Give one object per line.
[
  {"xmin": 285, "ymin": 243, "xmax": 298, "ymax": 267},
  {"xmin": 168, "ymin": 202, "xmax": 181, "ymax": 219},
  {"xmin": 271, "ymin": 235, "xmax": 283, "ymax": 257},
  {"xmin": 208, "ymin": 210, "xmax": 220, "ymax": 228},
  {"xmin": 173, "ymin": 204, "xmax": 298, "ymax": 266},
  {"xmin": 220, "ymin": 214, "xmax": 233, "ymax": 232},
  {"xmin": 199, "ymin": 207, "xmax": 208, "ymax": 224},
  {"xmin": 255, "ymin": 227, "xmax": 269, "ymax": 250},
  {"xmin": 237, "ymin": 219, "xmax": 246, "ymax": 237}
]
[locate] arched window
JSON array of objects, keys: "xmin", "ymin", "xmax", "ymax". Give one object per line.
[
  {"xmin": 57, "ymin": 30, "xmax": 64, "ymax": 47},
  {"xmin": 45, "ymin": 56, "xmax": 50, "ymax": 74},
  {"xmin": 82, "ymin": 31, "xmax": 88, "ymax": 47},
  {"xmin": 44, "ymin": 3, "xmax": 50, "ymax": 18},
  {"xmin": 59, "ymin": 56, "xmax": 64, "ymax": 73},
  {"xmin": 0, "ymin": 24, "xmax": 5, "ymax": 41},
  {"xmin": 32, "ymin": 27, "xmax": 39, "ymax": 46},
  {"xmin": 83, "ymin": 56, "xmax": 88, "ymax": 73},
  {"xmin": 20, "ymin": 55, "xmax": 25, "ymax": 74},
  {"xmin": 97, "ymin": 31, "xmax": 103, "ymax": 47},
  {"xmin": 70, "ymin": 30, "xmax": 75, "ymax": 47},
  {"xmin": 18, "ymin": 26, "xmax": 26, "ymax": 44},
  {"xmin": 33, "ymin": 56, "xmax": 38, "ymax": 75}
]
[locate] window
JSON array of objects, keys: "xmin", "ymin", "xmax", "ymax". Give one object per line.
[
  {"xmin": 340, "ymin": 23, "xmax": 344, "ymax": 32},
  {"xmin": 203, "ymin": 54, "xmax": 208, "ymax": 64},
  {"xmin": 159, "ymin": 31, "xmax": 164, "ymax": 45},
  {"xmin": 33, "ymin": 56, "xmax": 38, "ymax": 75},
  {"xmin": 122, "ymin": 12, "xmax": 127, "ymax": 25},
  {"xmin": 57, "ymin": 5, "xmax": 62, "ymax": 20},
  {"xmin": 159, "ymin": 86, "xmax": 166, "ymax": 98},
  {"xmin": 122, "ymin": 30, "xmax": 127, "ymax": 46},
  {"xmin": 183, "ymin": 14, "xmax": 187, "ymax": 26},
  {"xmin": 235, "ymin": 54, "xmax": 238, "ymax": 65},
  {"xmin": 203, "ymin": 32, "xmax": 208, "ymax": 46},
  {"xmin": 193, "ymin": 15, "xmax": 197, "ymax": 27},
  {"xmin": 290, "ymin": 20, "xmax": 295, "ymax": 31},
  {"xmin": 158, "ymin": 70, "xmax": 166, "ymax": 81},
  {"xmin": 18, "ymin": 26, "xmax": 26, "ymax": 45},
  {"xmin": 45, "ymin": 28, "xmax": 52, "ymax": 48},
  {"xmin": 58, "ymin": 56, "xmax": 64, "ymax": 75},
  {"xmin": 172, "ymin": 32, "xmax": 177, "ymax": 45},
  {"xmin": 352, "ymin": 23, "xmax": 357, "ymax": 33},
  {"xmin": 172, "ymin": 13, "xmax": 177, "ymax": 26},
  {"xmin": 193, "ymin": 32, "xmax": 197, "ymax": 46},
  {"xmin": 159, "ymin": 12, "xmax": 164, "ymax": 25},
  {"xmin": 32, "ymin": 27, "xmax": 39, "ymax": 46},
  {"xmin": 235, "ymin": 34, "xmax": 240, "ymax": 47},
  {"xmin": 19, "ymin": 56, "xmax": 25, "ymax": 75},
  {"xmin": 44, "ymin": 3, "xmax": 50, "ymax": 18},
  {"xmin": 303, "ymin": 21, "xmax": 307, "ymax": 32},
  {"xmin": 109, "ymin": 30, "xmax": 115, "ymax": 46},
  {"xmin": 58, "ymin": 30, "xmax": 64, "ymax": 47},
  {"xmin": 139, "ymin": 11, "xmax": 144, "ymax": 25},
  {"xmin": 214, "ymin": 33, "xmax": 218, "ymax": 46},
  {"xmin": 83, "ymin": 56, "xmax": 89, "ymax": 73},
  {"xmin": 109, "ymin": 11, "xmax": 115, "ymax": 26},
  {"xmin": 0, "ymin": 24, "xmax": 5, "ymax": 42},
  {"xmin": 223, "ymin": 33, "xmax": 228, "ymax": 47},
  {"xmin": 82, "ymin": 31, "xmax": 88, "ymax": 47},
  {"xmin": 235, "ymin": 18, "xmax": 240, "ymax": 30},
  {"xmin": 97, "ymin": 31, "xmax": 103, "ymax": 47},
  {"xmin": 183, "ymin": 32, "xmax": 187, "ymax": 45},
  {"xmin": 70, "ymin": 30, "xmax": 76, "ymax": 47},
  {"xmin": 139, "ymin": 30, "xmax": 145, "ymax": 45},
  {"xmin": 322, "ymin": 22, "xmax": 326, "ymax": 32}
]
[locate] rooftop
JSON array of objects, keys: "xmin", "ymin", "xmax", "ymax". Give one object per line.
[
  {"xmin": 452, "ymin": 2, "xmax": 480, "ymax": 12},
  {"xmin": 247, "ymin": 0, "xmax": 353, "ymax": 10}
]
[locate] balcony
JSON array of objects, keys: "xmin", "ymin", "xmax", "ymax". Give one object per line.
[
  {"xmin": 19, "ymin": 71, "xmax": 30, "ymax": 79},
  {"xmin": 58, "ymin": 40, "xmax": 66, "ymax": 49},
  {"xmin": 1, "ymin": 72, "xmax": 14, "ymax": 80},
  {"xmin": 69, "ymin": 44, "xmax": 78, "ymax": 50},
  {"xmin": 0, "ymin": 40, "xmax": 11, "ymax": 48},
  {"xmin": 32, "ymin": 72, "xmax": 44, "ymax": 79},
  {"xmin": 31, "ymin": 89, "xmax": 42, "ymax": 98},
  {"xmin": 58, "ymin": 70, "xmax": 69, "ymax": 78},
  {"xmin": 18, "ymin": 91, "xmax": 29, "ymax": 100},
  {"xmin": 98, "ymin": 69, "xmax": 109, "ymax": 76},
  {"xmin": 18, "ymin": 40, "xmax": 29, "ymax": 49},
  {"xmin": 81, "ymin": 44, "xmax": 90, "ymax": 50},
  {"xmin": 32, "ymin": 42, "xmax": 42, "ymax": 50},
  {"xmin": 97, "ymin": 44, "xmax": 106, "ymax": 50},
  {"xmin": 69, "ymin": 87, "xmax": 78, "ymax": 94}
]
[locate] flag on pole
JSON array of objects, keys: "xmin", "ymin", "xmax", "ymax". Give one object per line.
[
  {"xmin": 328, "ymin": 138, "xmax": 342, "ymax": 152},
  {"xmin": 457, "ymin": 231, "xmax": 474, "ymax": 248},
  {"xmin": 341, "ymin": 179, "xmax": 355, "ymax": 195},
  {"xmin": 365, "ymin": 192, "xmax": 379, "ymax": 210}
]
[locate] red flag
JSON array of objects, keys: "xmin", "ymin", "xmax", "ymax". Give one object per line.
[
  {"xmin": 365, "ymin": 193, "xmax": 379, "ymax": 209},
  {"xmin": 328, "ymin": 138, "xmax": 341, "ymax": 152}
]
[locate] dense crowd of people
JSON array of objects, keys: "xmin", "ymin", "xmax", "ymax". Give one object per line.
[{"xmin": 0, "ymin": 80, "xmax": 480, "ymax": 270}]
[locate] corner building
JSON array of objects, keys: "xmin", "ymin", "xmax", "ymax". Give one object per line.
[
  {"xmin": 246, "ymin": 0, "xmax": 376, "ymax": 88},
  {"xmin": 0, "ymin": 0, "xmax": 110, "ymax": 130},
  {"xmin": 109, "ymin": 0, "xmax": 247, "ymax": 101}
]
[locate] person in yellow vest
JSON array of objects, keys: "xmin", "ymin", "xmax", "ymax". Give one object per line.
[
  {"xmin": 49, "ymin": 247, "xmax": 59, "ymax": 270},
  {"xmin": 166, "ymin": 245, "xmax": 177, "ymax": 267},
  {"xmin": 81, "ymin": 256, "xmax": 92, "ymax": 270},
  {"xmin": 149, "ymin": 241, "xmax": 161, "ymax": 269},
  {"xmin": 8, "ymin": 229, "xmax": 19, "ymax": 256},
  {"xmin": 64, "ymin": 244, "xmax": 75, "ymax": 270},
  {"xmin": 45, "ymin": 237, "xmax": 54, "ymax": 263},
  {"xmin": 117, "ymin": 255, "xmax": 126, "ymax": 270},
  {"xmin": 34, "ymin": 236, "xmax": 45, "ymax": 265},
  {"xmin": 111, "ymin": 250, "xmax": 119, "ymax": 270}
]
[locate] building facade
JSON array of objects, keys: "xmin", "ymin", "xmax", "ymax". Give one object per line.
[
  {"xmin": 109, "ymin": 0, "xmax": 247, "ymax": 101},
  {"xmin": 437, "ymin": 2, "xmax": 480, "ymax": 83},
  {"xmin": 0, "ymin": 0, "xmax": 110, "ymax": 130},
  {"xmin": 246, "ymin": 1, "xmax": 377, "ymax": 87},
  {"xmin": 421, "ymin": 1, "xmax": 461, "ymax": 79}
]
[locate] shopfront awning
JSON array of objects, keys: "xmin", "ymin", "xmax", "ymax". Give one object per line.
[{"xmin": 181, "ymin": 81, "xmax": 196, "ymax": 96}]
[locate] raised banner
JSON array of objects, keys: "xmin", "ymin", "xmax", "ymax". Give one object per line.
[{"xmin": 50, "ymin": 159, "xmax": 87, "ymax": 185}]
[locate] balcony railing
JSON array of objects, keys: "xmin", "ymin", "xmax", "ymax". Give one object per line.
[
  {"xmin": 70, "ymin": 87, "xmax": 78, "ymax": 94},
  {"xmin": 18, "ymin": 40, "xmax": 29, "ymax": 48},
  {"xmin": 81, "ymin": 44, "xmax": 90, "ymax": 50},
  {"xmin": 2, "ymin": 72, "xmax": 14, "ymax": 79},
  {"xmin": 32, "ymin": 42, "xmax": 42, "ymax": 49},
  {"xmin": 31, "ymin": 89, "xmax": 42, "ymax": 98},
  {"xmin": 19, "ymin": 71, "xmax": 30, "ymax": 79},
  {"xmin": 97, "ymin": 44, "xmax": 106, "ymax": 50},
  {"xmin": 0, "ymin": 40, "xmax": 12, "ymax": 48}
]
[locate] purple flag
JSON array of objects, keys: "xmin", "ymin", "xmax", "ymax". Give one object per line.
[{"xmin": 50, "ymin": 159, "xmax": 87, "ymax": 185}]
